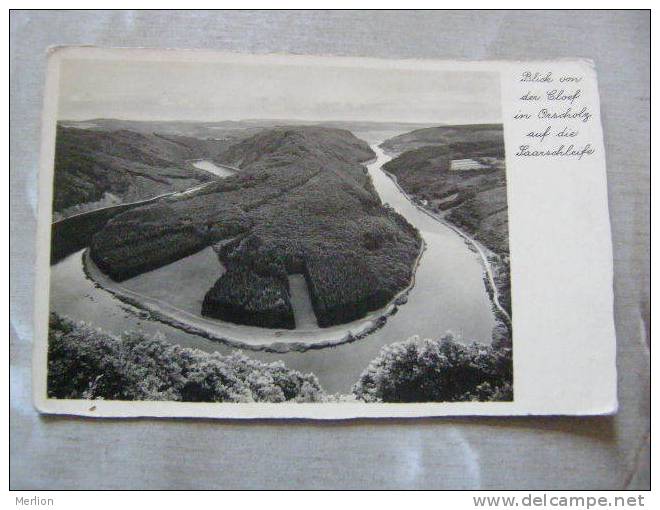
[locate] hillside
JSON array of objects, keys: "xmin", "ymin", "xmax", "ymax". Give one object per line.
[
  {"xmin": 59, "ymin": 118, "xmax": 435, "ymax": 144},
  {"xmin": 58, "ymin": 118, "xmax": 267, "ymax": 139},
  {"xmin": 90, "ymin": 126, "xmax": 422, "ymax": 329},
  {"xmin": 52, "ymin": 125, "xmax": 232, "ymax": 216},
  {"xmin": 380, "ymin": 124, "xmax": 505, "ymax": 155},
  {"xmin": 381, "ymin": 124, "xmax": 511, "ymax": 320},
  {"xmin": 48, "ymin": 313, "xmax": 326, "ymax": 402}
]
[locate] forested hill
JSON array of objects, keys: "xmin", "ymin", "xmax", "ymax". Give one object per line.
[
  {"xmin": 218, "ymin": 125, "xmax": 376, "ymax": 170},
  {"xmin": 90, "ymin": 126, "xmax": 422, "ymax": 329},
  {"xmin": 380, "ymin": 124, "xmax": 505, "ymax": 155},
  {"xmin": 381, "ymin": 124, "xmax": 507, "ymax": 252},
  {"xmin": 52, "ymin": 125, "xmax": 231, "ymax": 215}
]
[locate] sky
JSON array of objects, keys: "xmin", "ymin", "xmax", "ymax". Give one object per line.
[{"xmin": 57, "ymin": 57, "xmax": 502, "ymax": 124}]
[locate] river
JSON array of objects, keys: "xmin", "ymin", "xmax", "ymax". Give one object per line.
[
  {"xmin": 190, "ymin": 159, "xmax": 236, "ymax": 177},
  {"xmin": 49, "ymin": 137, "xmax": 496, "ymax": 394}
]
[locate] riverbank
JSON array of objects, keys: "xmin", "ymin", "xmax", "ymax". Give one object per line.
[
  {"xmin": 50, "ymin": 179, "xmax": 220, "ymax": 264},
  {"xmin": 379, "ymin": 165, "xmax": 512, "ymax": 333},
  {"xmin": 82, "ymin": 237, "xmax": 427, "ymax": 353}
]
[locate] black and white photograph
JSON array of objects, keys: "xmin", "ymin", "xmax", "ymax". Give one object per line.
[
  {"xmin": 41, "ymin": 50, "xmax": 513, "ymax": 410},
  {"xmin": 12, "ymin": 9, "xmax": 647, "ymax": 492},
  {"xmin": 29, "ymin": 48, "xmax": 619, "ymax": 421}
]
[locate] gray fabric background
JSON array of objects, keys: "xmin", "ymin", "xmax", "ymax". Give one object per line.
[{"xmin": 9, "ymin": 10, "xmax": 650, "ymax": 489}]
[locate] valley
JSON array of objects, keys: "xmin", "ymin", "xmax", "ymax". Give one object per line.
[
  {"xmin": 380, "ymin": 124, "xmax": 511, "ymax": 341},
  {"xmin": 48, "ymin": 121, "xmax": 508, "ymax": 392},
  {"xmin": 87, "ymin": 126, "xmax": 423, "ymax": 330}
]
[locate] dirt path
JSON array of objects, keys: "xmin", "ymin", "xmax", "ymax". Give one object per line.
[{"xmin": 288, "ymin": 274, "xmax": 319, "ymax": 329}]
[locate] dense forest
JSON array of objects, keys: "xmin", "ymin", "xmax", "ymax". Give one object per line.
[
  {"xmin": 89, "ymin": 126, "xmax": 422, "ymax": 328},
  {"xmin": 52, "ymin": 125, "xmax": 231, "ymax": 214},
  {"xmin": 352, "ymin": 334, "xmax": 513, "ymax": 402},
  {"xmin": 380, "ymin": 123, "xmax": 505, "ymax": 154},
  {"xmin": 382, "ymin": 141, "xmax": 508, "ymax": 255},
  {"xmin": 47, "ymin": 314, "xmax": 325, "ymax": 402},
  {"xmin": 381, "ymin": 124, "xmax": 511, "ymax": 323},
  {"xmin": 48, "ymin": 315, "xmax": 511, "ymax": 403}
]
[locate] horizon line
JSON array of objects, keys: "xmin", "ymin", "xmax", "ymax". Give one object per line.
[{"xmin": 57, "ymin": 117, "xmax": 503, "ymax": 126}]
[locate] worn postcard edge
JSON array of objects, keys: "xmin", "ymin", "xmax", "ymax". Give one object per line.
[{"xmin": 31, "ymin": 48, "xmax": 618, "ymax": 419}]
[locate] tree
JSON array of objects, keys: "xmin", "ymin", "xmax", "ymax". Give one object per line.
[
  {"xmin": 47, "ymin": 313, "xmax": 326, "ymax": 403},
  {"xmin": 352, "ymin": 334, "xmax": 512, "ymax": 403}
]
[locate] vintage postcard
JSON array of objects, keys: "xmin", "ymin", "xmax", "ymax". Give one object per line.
[{"xmin": 33, "ymin": 48, "xmax": 616, "ymax": 418}]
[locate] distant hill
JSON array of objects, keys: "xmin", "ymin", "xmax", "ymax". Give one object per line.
[
  {"xmin": 218, "ymin": 125, "xmax": 376, "ymax": 169},
  {"xmin": 58, "ymin": 119, "xmax": 268, "ymax": 140},
  {"xmin": 53, "ymin": 119, "xmax": 436, "ymax": 219},
  {"xmin": 52, "ymin": 125, "xmax": 234, "ymax": 215},
  {"xmin": 61, "ymin": 118, "xmax": 437, "ymax": 138},
  {"xmin": 380, "ymin": 124, "xmax": 505, "ymax": 154},
  {"xmin": 90, "ymin": 126, "xmax": 422, "ymax": 329}
]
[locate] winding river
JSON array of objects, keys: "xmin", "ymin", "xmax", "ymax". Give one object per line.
[{"xmin": 49, "ymin": 136, "xmax": 496, "ymax": 394}]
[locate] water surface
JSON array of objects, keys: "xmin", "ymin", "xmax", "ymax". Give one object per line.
[{"xmin": 191, "ymin": 160, "xmax": 236, "ymax": 177}]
